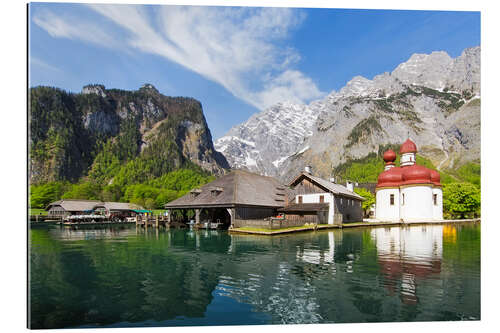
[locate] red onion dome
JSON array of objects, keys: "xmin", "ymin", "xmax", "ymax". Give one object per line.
[
  {"xmin": 401, "ymin": 165, "xmax": 432, "ymax": 185},
  {"xmin": 400, "ymin": 138, "xmax": 417, "ymax": 154},
  {"xmin": 377, "ymin": 167, "xmax": 403, "ymax": 187},
  {"xmin": 383, "ymin": 149, "xmax": 397, "ymax": 163},
  {"xmin": 430, "ymin": 169, "xmax": 441, "ymax": 186}
]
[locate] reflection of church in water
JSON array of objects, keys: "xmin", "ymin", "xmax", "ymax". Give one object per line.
[
  {"xmin": 370, "ymin": 226, "xmax": 443, "ymax": 304},
  {"xmin": 54, "ymin": 226, "xmax": 446, "ymax": 324}
]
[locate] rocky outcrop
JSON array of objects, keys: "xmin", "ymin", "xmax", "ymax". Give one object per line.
[
  {"xmin": 29, "ymin": 84, "xmax": 229, "ymax": 184},
  {"xmin": 215, "ymin": 46, "xmax": 480, "ymax": 181}
]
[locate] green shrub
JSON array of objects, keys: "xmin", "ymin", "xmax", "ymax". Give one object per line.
[{"xmin": 443, "ymin": 183, "xmax": 481, "ymax": 218}]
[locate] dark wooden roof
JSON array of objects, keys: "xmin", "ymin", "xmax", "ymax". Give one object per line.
[
  {"xmin": 46, "ymin": 199, "xmax": 101, "ymax": 211},
  {"xmin": 277, "ymin": 203, "xmax": 329, "ymax": 213},
  {"xmin": 289, "ymin": 172, "xmax": 365, "ymax": 201},
  {"xmin": 165, "ymin": 170, "xmax": 287, "ymax": 209}
]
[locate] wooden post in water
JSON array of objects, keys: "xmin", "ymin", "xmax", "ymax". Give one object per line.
[
  {"xmin": 156, "ymin": 215, "xmax": 159, "ymax": 228},
  {"xmin": 195, "ymin": 209, "xmax": 201, "ymax": 226}
]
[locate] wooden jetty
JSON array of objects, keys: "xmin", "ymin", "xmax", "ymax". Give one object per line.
[
  {"xmin": 30, "ymin": 213, "xmax": 189, "ymax": 229},
  {"xmin": 134, "ymin": 215, "xmax": 170, "ymax": 229},
  {"xmin": 29, "ymin": 215, "xmax": 62, "ymax": 223},
  {"xmin": 229, "ymin": 218, "xmax": 481, "ymax": 235}
]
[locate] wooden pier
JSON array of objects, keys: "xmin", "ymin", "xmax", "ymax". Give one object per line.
[
  {"xmin": 29, "ymin": 215, "xmax": 62, "ymax": 223},
  {"xmin": 29, "ymin": 213, "xmax": 191, "ymax": 229},
  {"xmin": 135, "ymin": 215, "xmax": 170, "ymax": 228},
  {"xmin": 229, "ymin": 218, "xmax": 481, "ymax": 235}
]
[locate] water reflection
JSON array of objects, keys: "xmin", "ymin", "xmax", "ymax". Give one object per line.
[
  {"xmin": 29, "ymin": 223, "xmax": 480, "ymax": 328},
  {"xmin": 370, "ymin": 226, "xmax": 443, "ymax": 305}
]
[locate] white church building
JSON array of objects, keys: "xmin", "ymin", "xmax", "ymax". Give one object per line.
[{"xmin": 375, "ymin": 139, "xmax": 443, "ymax": 222}]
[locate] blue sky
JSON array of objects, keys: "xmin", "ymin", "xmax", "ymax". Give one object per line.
[{"xmin": 29, "ymin": 3, "xmax": 480, "ymax": 139}]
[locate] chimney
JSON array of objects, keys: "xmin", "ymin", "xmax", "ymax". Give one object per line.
[
  {"xmin": 304, "ymin": 165, "xmax": 312, "ymax": 175},
  {"xmin": 346, "ymin": 180, "xmax": 354, "ymax": 192},
  {"xmin": 329, "ymin": 177, "xmax": 335, "ymax": 183}
]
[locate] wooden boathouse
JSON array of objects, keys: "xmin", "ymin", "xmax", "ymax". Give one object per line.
[
  {"xmin": 165, "ymin": 170, "xmax": 288, "ymax": 229},
  {"xmin": 46, "ymin": 199, "xmax": 144, "ymax": 218}
]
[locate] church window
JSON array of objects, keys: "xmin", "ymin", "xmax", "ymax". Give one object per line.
[
  {"xmin": 319, "ymin": 195, "xmax": 324, "ymax": 203},
  {"xmin": 402, "ymin": 193, "xmax": 405, "ymax": 205},
  {"xmin": 298, "ymin": 196, "xmax": 303, "ymax": 204},
  {"xmin": 390, "ymin": 194, "xmax": 394, "ymax": 206},
  {"xmin": 433, "ymin": 194, "xmax": 437, "ymax": 205}
]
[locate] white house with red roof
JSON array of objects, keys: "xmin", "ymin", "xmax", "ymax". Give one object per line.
[{"xmin": 375, "ymin": 139, "xmax": 443, "ymax": 221}]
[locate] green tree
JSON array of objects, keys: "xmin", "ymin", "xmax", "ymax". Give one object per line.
[
  {"xmin": 443, "ymin": 183, "xmax": 481, "ymax": 219},
  {"xmin": 62, "ymin": 182, "xmax": 102, "ymax": 200},
  {"xmin": 155, "ymin": 189, "xmax": 182, "ymax": 208},
  {"xmin": 354, "ymin": 187, "xmax": 375, "ymax": 217},
  {"xmin": 100, "ymin": 184, "xmax": 123, "ymax": 202},
  {"xmin": 29, "ymin": 181, "xmax": 70, "ymax": 209},
  {"xmin": 144, "ymin": 198, "xmax": 156, "ymax": 210}
]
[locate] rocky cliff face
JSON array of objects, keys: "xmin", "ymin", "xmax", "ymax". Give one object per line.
[
  {"xmin": 215, "ymin": 46, "xmax": 480, "ymax": 181},
  {"xmin": 215, "ymin": 101, "xmax": 317, "ymax": 175},
  {"xmin": 29, "ymin": 84, "xmax": 229, "ymax": 184}
]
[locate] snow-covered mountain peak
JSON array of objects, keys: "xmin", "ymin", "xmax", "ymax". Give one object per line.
[{"xmin": 216, "ymin": 46, "xmax": 480, "ymax": 179}]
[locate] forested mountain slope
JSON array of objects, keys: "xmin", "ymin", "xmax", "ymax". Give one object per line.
[{"xmin": 29, "ymin": 84, "xmax": 229, "ymax": 185}]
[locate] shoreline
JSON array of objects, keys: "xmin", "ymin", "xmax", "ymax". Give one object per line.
[{"xmin": 229, "ymin": 218, "xmax": 480, "ymax": 235}]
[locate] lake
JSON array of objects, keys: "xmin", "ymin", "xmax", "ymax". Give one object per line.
[{"xmin": 28, "ymin": 222, "xmax": 480, "ymax": 328}]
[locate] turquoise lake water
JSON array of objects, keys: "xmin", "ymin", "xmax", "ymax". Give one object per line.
[{"xmin": 28, "ymin": 222, "xmax": 480, "ymax": 328}]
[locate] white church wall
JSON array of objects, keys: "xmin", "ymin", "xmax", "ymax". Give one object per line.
[
  {"xmin": 375, "ymin": 188, "xmax": 400, "ymax": 221},
  {"xmin": 400, "ymin": 185, "xmax": 433, "ymax": 221},
  {"xmin": 432, "ymin": 187, "xmax": 443, "ymax": 220}
]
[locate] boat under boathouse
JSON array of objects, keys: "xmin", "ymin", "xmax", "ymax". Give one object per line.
[{"xmin": 164, "ymin": 170, "xmax": 288, "ymax": 229}]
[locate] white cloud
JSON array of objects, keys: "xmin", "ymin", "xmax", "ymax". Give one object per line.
[
  {"xmin": 32, "ymin": 9, "xmax": 118, "ymax": 49},
  {"xmin": 33, "ymin": 4, "xmax": 325, "ymax": 110},
  {"xmin": 30, "ymin": 57, "xmax": 61, "ymax": 73},
  {"xmin": 254, "ymin": 70, "xmax": 324, "ymax": 107}
]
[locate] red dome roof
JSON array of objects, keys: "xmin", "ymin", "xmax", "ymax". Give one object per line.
[
  {"xmin": 430, "ymin": 169, "xmax": 441, "ymax": 186},
  {"xmin": 377, "ymin": 167, "xmax": 403, "ymax": 188},
  {"xmin": 401, "ymin": 165, "xmax": 432, "ymax": 185},
  {"xmin": 400, "ymin": 139, "xmax": 417, "ymax": 154},
  {"xmin": 377, "ymin": 165, "xmax": 442, "ymax": 188},
  {"xmin": 383, "ymin": 149, "xmax": 397, "ymax": 163}
]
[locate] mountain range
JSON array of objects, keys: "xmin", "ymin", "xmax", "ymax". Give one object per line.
[
  {"xmin": 29, "ymin": 46, "xmax": 480, "ymax": 188},
  {"xmin": 214, "ymin": 46, "xmax": 480, "ymax": 182}
]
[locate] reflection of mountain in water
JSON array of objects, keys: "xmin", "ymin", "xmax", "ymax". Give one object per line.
[
  {"xmin": 216, "ymin": 232, "xmax": 342, "ymax": 324},
  {"xmin": 29, "ymin": 224, "xmax": 480, "ymax": 328}
]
